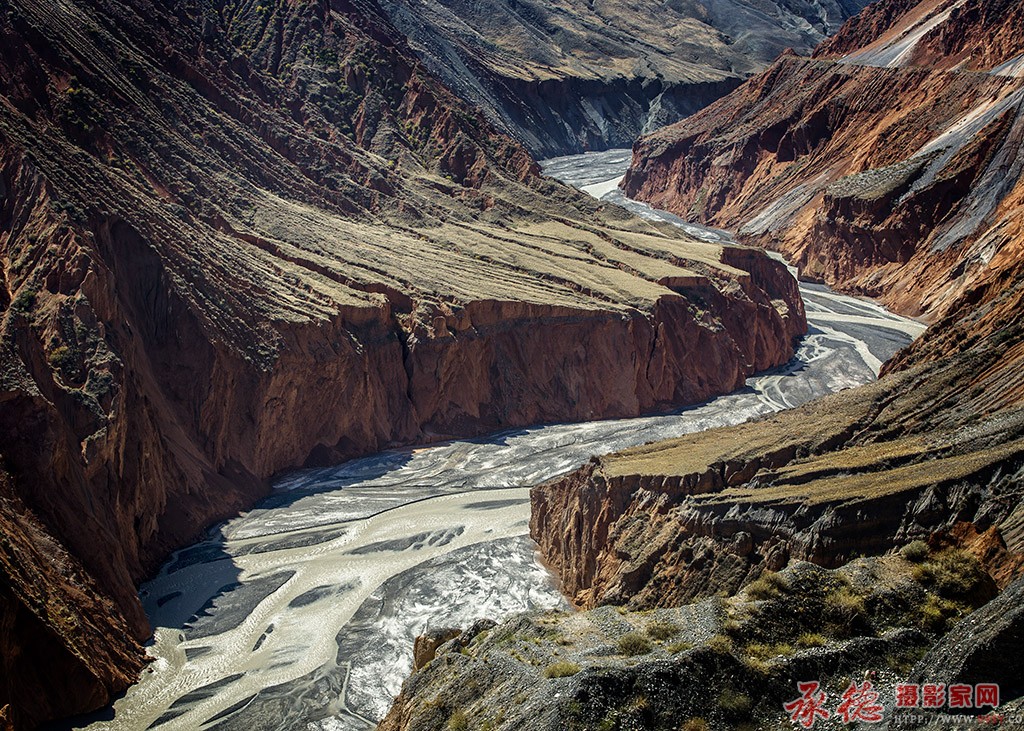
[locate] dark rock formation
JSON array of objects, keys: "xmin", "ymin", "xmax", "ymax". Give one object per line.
[
  {"xmin": 380, "ymin": 555, "xmax": 990, "ymax": 731},
  {"xmin": 906, "ymin": 575, "xmax": 1024, "ymax": 707}
]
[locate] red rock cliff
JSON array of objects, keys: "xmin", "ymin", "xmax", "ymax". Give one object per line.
[{"xmin": 622, "ymin": 0, "xmax": 1024, "ymax": 319}]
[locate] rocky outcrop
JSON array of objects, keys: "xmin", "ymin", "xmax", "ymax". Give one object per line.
[
  {"xmin": 531, "ymin": 360, "xmax": 1024, "ymax": 609},
  {"xmin": 903, "ymin": 575, "xmax": 1024, "ymax": 714},
  {"xmin": 0, "ymin": 0, "xmax": 805, "ymax": 726},
  {"xmin": 412, "ymin": 628, "xmax": 463, "ymax": 671},
  {"xmin": 622, "ymin": 0, "xmax": 1024, "ymax": 319},
  {"xmin": 375, "ymin": 0, "xmax": 870, "ymax": 156},
  {"xmin": 381, "ymin": 553, "xmax": 996, "ymax": 731}
]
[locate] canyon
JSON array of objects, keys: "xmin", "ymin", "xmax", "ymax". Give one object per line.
[
  {"xmin": 382, "ymin": 0, "xmax": 1024, "ymax": 728},
  {"xmin": 69, "ymin": 151, "xmax": 921, "ymax": 731},
  {"xmin": 2, "ymin": 0, "xmax": 1023, "ymax": 728},
  {"xmin": 0, "ymin": 0, "xmax": 814, "ymax": 727}
]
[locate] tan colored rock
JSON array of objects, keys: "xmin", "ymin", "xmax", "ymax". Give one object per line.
[{"xmin": 413, "ymin": 628, "xmax": 463, "ymax": 671}]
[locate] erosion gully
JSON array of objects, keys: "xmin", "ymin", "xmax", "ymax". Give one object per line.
[{"xmin": 77, "ymin": 150, "xmax": 926, "ymax": 731}]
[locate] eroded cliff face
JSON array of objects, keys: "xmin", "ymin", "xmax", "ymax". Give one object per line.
[
  {"xmin": 622, "ymin": 0, "xmax": 1024, "ymax": 319},
  {"xmin": 374, "ymin": 0, "xmax": 870, "ymax": 156},
  {"xmin": 0, "ymin": 0, "xmax": 805, "ymax": 726},
  {"xmin": 536, "ymin": 0, "xmax": 1024, "ymax": 614}
]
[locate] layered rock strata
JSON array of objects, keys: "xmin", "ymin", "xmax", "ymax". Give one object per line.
[
  {"xmin": 623, "ymin": 0, "xmax": 1024, "ymax": 318},
  {"xmin": 375, "ymin": 0, "xmax": 870, "ymax": 156}
]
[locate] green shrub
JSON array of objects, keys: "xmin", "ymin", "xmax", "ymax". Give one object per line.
[
  {"xmin": 913, "ymin": 548, "xmax": 990, "ymax": 599},
  {"xmin": 745, "ymin": 641, "xmax": 794, "ymax": 660},
  {"xmin": 617, "ymin": 632, "xmax": 653, "ymax": 657},
  {"xmin": 646, "ymin": 620, "xmax": 680, "ymax": 641},
  {"xmin": 667, "ymin": 640, "xmax": 693, "ymax": 654},
  {"xmin": 901, "ymin": 540, "xmax": 930, "ymax": 563},
  {"xmin": 706, "ymin": 634, "xmax": 733, "ymax": 655},
  {"xmin": 543, "ymin": 660, "xmax": 581, "ymax": 678},
  {"xmin": 47, "ymin": 345, "xmax": 74, "ymax": 370},
  {"xmin": 11, "ymin": 288, "xmax": 37, "ymax": 313},
  {"xmin": 745, "ymin": 571, "xmax": 790, "ymax": 600},
  {"xmin": 918, "ymin": 593, "xmax": 968, "ymax": 633},
  {"xmin": 448, "ymin": 710, "xmax": 469, "ymax": 731},
  {"xmin": 825, "ymin": 585, "xmax": 866, "ymax": 621}
]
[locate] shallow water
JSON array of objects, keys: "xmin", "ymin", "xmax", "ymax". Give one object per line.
[{"xmin": 80, "ymin": 150, "xmax": 926, "ymax": 731}]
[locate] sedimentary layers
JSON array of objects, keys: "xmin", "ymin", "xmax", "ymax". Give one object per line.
[
  {"xmin": 622, "ymin": 0, "xmax": 1024, "ymax": 318},
  {"xmin": 537, "ymin": 0, "xmax": 1024, "ymax": 614},
  {"xmin": 374, "ymin": 0, "xmax": 869, "ymax": 156},
  {"xmin": 0, "ymin": 0, "xmax": 804, "ymax": 726},
  {"xmin": 383, "ymin": 1, "xmax": 1024, "ymax": 728}
]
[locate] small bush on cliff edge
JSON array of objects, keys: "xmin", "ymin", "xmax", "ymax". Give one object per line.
[
  {"xmin": 900, "ymin": 540, "xmax": 930, "ymax": 563},
  {"xmin": 745, "ymin": 571, "xmax": 790, "ymax": 600},
  {"xmin": 617, "ymin": 632, "xmax": 653, "ymax": 656},
  {"xmin": 544, "ymin": 660, "xmax": 581, "ymax": 678}
]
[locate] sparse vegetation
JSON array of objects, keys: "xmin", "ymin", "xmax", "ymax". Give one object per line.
[
  {"xmin": 543, "ymin": 660, "xmax": 580, "ymax": 678},
  {"xmin": 912, "ymin": 548, "xmax": 991, "ymax": 600},
  {"xmin": 901, "ymin": 540, "xmax": 930, "ymax": 563},
  {"xmin": 718, "ymin": 688, "xmax": 753, "ymax": 719},
  {"xmin": 447, "ymin": 710, "xmax": 469, "ymax": 731},
  {"xmin": 616, "ymin": 632, "xmax": 653, "ymax": 656},
  {"xmin": 745, "ymin": 641, "xmax": 794, "ymax": 661},
  {"xmin": 645, "ymin": 620, "xmax": 680, "ymax": 641},
  {"xmin": 745, "ymin": 571, "xmax": 790, "ymax": 600},
  {"xmin": 47, "ymin": 345, "xmax": 75, "ymax": 371},
  {"xmin": 11, "ymin": 287, "xmax": 37, "ymax": 314},
  {"xmin": 918, "ymin": 593, "xmax": 969, "ymax": 632},
  {"xmin": 667, "ymin": 640, "xmax": 693, "ymax": 653},
  {"xmin": 681, "ymin": 718, "xmax": 709, "ymax": 731},
  {"xmin": 706, "ymin": 634, "xmax": 732, "ymax": 655},
  {"xmin": 824, "ymin": 584, "xmax": 866, "ymax": 622},
  {"xmin": 796, "ymin": 632, "xmax": 827, "ymax": 648}
]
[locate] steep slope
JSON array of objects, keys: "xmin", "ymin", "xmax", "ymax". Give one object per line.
[
  {"xmin": 623, "ymin": 0, "xmax": 1024, "ymax": 319},
  {"xmin": 382, "ymin": 554, "xmax": 1003, "ymax": 731},
  {"xmin": 375, "ymin": 0, "xmax": 870, "ymax": 156},
  {"xmin": 0, "ymin": 0, "xmax": 805, "ymax": 726},
  {"xmin": 544, "ymin": 0, "xmax": 1024, "ymax": 621},
  {"xmin": 379, "ymin": 1, "xmax": 1024, "ymax": 726}
]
